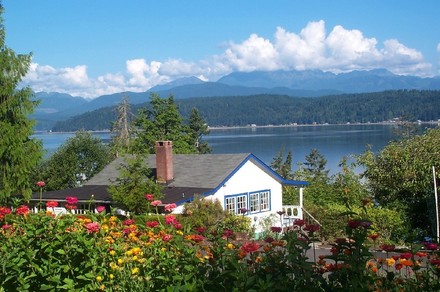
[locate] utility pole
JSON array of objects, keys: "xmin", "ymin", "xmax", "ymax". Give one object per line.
[{"xmin": 433, "ymin": 166, "xmax": 439, "ymax": 241}]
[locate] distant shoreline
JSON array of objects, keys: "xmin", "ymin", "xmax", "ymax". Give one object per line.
[{"xmin": 34, "ymin": 120, "xmax": 439, "ymax": 134}]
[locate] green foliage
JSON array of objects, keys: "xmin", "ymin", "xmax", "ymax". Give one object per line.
[
  {"xmin": 108, "ymin": 154, "xmax": 162, "ymax": 213},
  {"xmin": 270, "ymin": 146, "xmax": 293, "ymax": 179},
  {"xmin": 0, "ymin": 6, "xmax": 43, "ymax": 203},
  {"xmin": 52, "ymin": 90, "xmax": 440, "ymax": 131},
  {"xmin": 358, "ymin": 128, "xmax": 440, "ymax": 232},
  {"xmin": 131, "ymin": 94, "xmax": 203, "ymax": 154},
  {"xmin": 32, "ymin": 131, "xmax": 111, "ymax": 191},
  {"xmin": 182, "ymin": 196, "xmax": 251, "ymax": 234}
]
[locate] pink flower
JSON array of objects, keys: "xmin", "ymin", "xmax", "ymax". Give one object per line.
[
  {"xmin": 85, "ymin": 222, "xmax": 100, "ymax": 233},
  {"xmin": 162, "ymin": 234, "xmax": 172, "ymax": 242},
  {"xmin": 173, "ymin": 222, "xmax": 182, "ymax": 230},
  {"xmin": 146, "ymin": 221, "xmax": 159, "ymax": 228},
  {"xmin": 46, "ymin": 201, "xmax": 58, "ymax": 208},
  {"xmin": 164, "ymin": 203, "xmax": 177, "ymax": 212},
  {"xmin": 36, "ymin": 181, "xmax": 46, "ymax": 187},
  {"xmin": 190, "ymin": 234, "xmax": 205, "ymax": 243},
  {"xmin": 16, "ymin": 205, "xmax": 30, "ymax": 215},
  {"xmin": 66, "ymin": 197, "xmax": 78, "ymax": 205},
  {"xmin": 123, "ymin": 219, "xmax": 135, "ymax": 226},
  {"xmin": 96, "ymin": 206, "xmax": 106, "ymax": 213},
  {"xmin": 2, "ymin": 224, "xmax": 12, "ymax": 230},
  {"xmin": 150, "ymin": 200, "xmax": 162, "ymax": 207},
  {"xmin": 144, "ymin": 194, "xmax": 154, "ymax": 201},
  {"xmin": 165, "ymin": 214, "xmax": 177, "ymax": 225}
]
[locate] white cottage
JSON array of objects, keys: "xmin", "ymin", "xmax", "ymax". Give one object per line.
[{"xmin": 32, "ymin": 141, "xmax": 309, "ymax": 233}]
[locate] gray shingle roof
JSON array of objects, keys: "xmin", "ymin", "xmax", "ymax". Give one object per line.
[{"xmin": 86, "ymin": 153, "xmax": 251, "ymax": 189}]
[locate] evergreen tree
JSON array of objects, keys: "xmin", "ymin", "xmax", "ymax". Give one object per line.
[
  {"xmin": 303, "ymin": 148, "xmax": 329, "ymax": 180},
  {"xmin": 111, "ymin": 96, "xmax": 133, "ymax": 156},
  {"xmin": 0, "ymin": 5, "xmax": 43, "ymax": 203},
  {"xmin": 33, "ymin": 131, "xmax": 111, "ymax": 190},
  {"xmin": 188, "ymin": 107, "xmax": 211, "ymax": 153},
  {"xmin": 132, "ymin": 94, "xmax": 200, "ymax": 154}
]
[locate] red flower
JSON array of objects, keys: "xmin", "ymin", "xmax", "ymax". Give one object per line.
[
  {"xmin": 173, "ymin": 222, "xmax": 182, "ymax": 230},
  {"xmin": 65, "ymin": 204, "xmax": 77, "ymax": 210},
  {"xmin": 150, "ymin": 200, "xmax": 162, "ymax": 207},
  {"xmin": 190, "ymin": 234, "xmax": 205, "ymax": 243},
  {"xmin": 271, "ymin": 226, "xmax": 282, "ymax": 233},
  {"xmin": 347, "ymin": 219, "xmax": 371, "ymax": 229},
  {"xmin": 241, "ymin": 242, "xmax": 260, "ymax": 253},
  {"xmin": 0, "ymin": 206, "xmax": 12, "ymax": 220},
  {"xmin": 304, "ymin": 224, "xmax": 320, "ymax": 233},
  {"xmin": 46, "ymin": 201, "xmax": 58, "ymax": 208},
  {"xmin": 16, "ymin": 205, "xmax": 30, "ymax": 215},
  {"xmin": 264, "ymin": 236, "xmax": 274, "ymax": 243},
  {"xmin": 368, "ymin": 234, "xmax": 380, "ymax": 241},
  {"xmin": 146, "ymin": 221, "xmax": 159, "ymax": 228},
  {"xmin": 380, "ymin": 244, "xmax": 396, "ymax": 252},
  {"xmin": 222, "ymin": 229, "xmax": 234, "ymax": 238},
  {"xmin": 66, "ymin": 196, "xmax": 78, "ymax": 205},
  {"xmin": 144, "ymin": 194, "xmax": 154, "ymax": 201},
  {"xmin": 400, "ymin": 252, "xmax": 413, "ymax": 260},
  {"xmin": 423, "ymin": 242, "xmax": 439, "ymax": 250},
  {"xmin": 294, "ymin": 219, "xmax": 305, "ymax": 227},
  {"xmin": 36, "ymin": 181, "xmax": 46, "ymax": 188},
  {"xmin": 164, "ymin": 203, "xmax": 177, "ymax": 212},
  {"xmin": 2, "ymin": 224, "xmax": 12, "ymax": 230},
  {"xmin": 96, "ymin": 206, "xmax": 106, "ymax": 213},
  {"xmin": 194, "ymin": 226, "xmax": 206, "ymax": 234},
  {"xmin": 165, "ymin": 214, "xmax": 177, "ymax": 225},
  {"xmin": 85, "ymin": 222, "xmax": 100, "ymax": 233}
]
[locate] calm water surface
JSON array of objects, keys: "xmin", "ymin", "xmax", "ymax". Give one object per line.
[{"xmin": 33, "ymin": 124, "xmax": 437, "ymax": 174}]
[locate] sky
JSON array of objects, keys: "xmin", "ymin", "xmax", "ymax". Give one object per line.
[{"xmin": 3, "ymin": 0, "xmax": 440, "ymax": 99}]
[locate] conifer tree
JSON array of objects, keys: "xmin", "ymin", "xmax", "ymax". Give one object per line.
[{"xmin": 0, "ymin": 4, "xmax": 43, "ymax": 203}]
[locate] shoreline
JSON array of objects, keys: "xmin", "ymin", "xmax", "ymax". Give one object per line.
[{"xmin": 34, "ymin": 120, "xmax": 439, "ymax": 134}]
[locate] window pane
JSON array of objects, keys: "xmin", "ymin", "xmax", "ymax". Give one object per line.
[
  {"xmin": 237, "ymin": 195, "xmax": 247, "ymax": 211},
  {"xmin": 225, "ymin": 197, "xmax": 236, "ymax": 214},
  {"xmin": 260, "ymin": 191, "xmax": 269, "ymax": 211},
  {"xmin": 250, "ymin": 193, "xmax": 259, "ymax": 212}
]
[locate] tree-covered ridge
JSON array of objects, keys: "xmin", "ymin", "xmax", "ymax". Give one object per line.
[{"xmin": 51, "ymin": 90, "xmax": 440, "ymax": 132}]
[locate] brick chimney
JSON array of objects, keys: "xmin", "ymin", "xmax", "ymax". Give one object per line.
[{"xmin": 155, "ymin": 141, "xmax": 174, "ymax": 183}]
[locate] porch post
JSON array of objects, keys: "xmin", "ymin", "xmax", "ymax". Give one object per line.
[{"xmin": 299, "ymin": 187, "xmax": 304, "ymax": 219}]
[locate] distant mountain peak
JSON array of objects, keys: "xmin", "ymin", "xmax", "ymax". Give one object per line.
[{"xmin": 150, "ymin": 76, "xmax": 204, "ymax": 92}]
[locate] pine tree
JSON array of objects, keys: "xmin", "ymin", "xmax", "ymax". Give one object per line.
[
  {"xmin": 0, "ymin": 5, "xmax": 43, "ymax": 203},
  {"xmin": 111, "ymin": 96, "xmax": 132, "ymax": 156},
  {"xmin": 188, "ymin": 108, "xmax": 211, "ymax": 154}
]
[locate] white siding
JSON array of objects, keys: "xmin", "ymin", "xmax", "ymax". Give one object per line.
[{"xmin": 208, "ymin": 159, "xmax": 283, "ymax": 233}]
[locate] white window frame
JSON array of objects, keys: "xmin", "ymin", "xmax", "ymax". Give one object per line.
[{"xmin": 249, "ymin": 190, "xmax": 271, "ymax": 214}]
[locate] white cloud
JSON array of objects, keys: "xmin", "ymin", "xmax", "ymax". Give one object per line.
[{"xmin": 22, "ymin": 20, "xmax": 436, "ymax": 98}]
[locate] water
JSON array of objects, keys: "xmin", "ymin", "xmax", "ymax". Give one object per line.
[{"xmin": 33, "ymin": 124, "xmax": 437, "ymax": 174}]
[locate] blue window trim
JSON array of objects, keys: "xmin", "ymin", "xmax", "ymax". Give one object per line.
[{"xmin": 225, "ymin": 189, "xmax": 271, "ymax": 215}]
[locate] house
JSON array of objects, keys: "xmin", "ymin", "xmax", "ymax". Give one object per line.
[{"xmin": 31, "ymin": 141, "xmax": 309, "ymax": 233}]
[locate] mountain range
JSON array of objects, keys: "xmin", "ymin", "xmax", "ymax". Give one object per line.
[{"xmin": 32, "ymin": 69, "xmax": 440, "ymax": 130}]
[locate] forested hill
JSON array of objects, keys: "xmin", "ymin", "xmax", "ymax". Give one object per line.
[{"xmin": 51, "ymin": 90, "xmax": 440, "ymax": 132}]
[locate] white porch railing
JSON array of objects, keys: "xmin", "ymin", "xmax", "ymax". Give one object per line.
[{"xmin": 281, "ymin": 205, "xmax": 322, "ymax": 228}]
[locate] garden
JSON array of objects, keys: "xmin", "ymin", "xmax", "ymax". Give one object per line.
[{"xmin": 1, "ymin": 195, "xmax": 440, "ymax": 291}]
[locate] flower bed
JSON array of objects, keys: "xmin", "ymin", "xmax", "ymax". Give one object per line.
[{"xmin": 1, "ymin": 200, "xmax": 440, "ymax": 291}]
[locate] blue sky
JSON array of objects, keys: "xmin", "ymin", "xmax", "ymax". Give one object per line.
[{"xmin": 3, "ymin": 0, "xmax": 440, "ymax": 98}]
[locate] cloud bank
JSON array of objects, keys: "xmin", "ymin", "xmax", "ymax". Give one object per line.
[{"xmin": 22, "ymin": 20, "xmax": 435, "ymax": 98}]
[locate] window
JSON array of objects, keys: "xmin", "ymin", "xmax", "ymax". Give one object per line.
[
  {"xmin": 249, "ymin": 190, "xmax": 271, "ymax": 213},
  {"xmin": 225, "ymin": 196, "xmax": 236, "ymax": 214},
  {"xmin": 225, "ymin": 190, "xmax": 270, "ymax": 215}
]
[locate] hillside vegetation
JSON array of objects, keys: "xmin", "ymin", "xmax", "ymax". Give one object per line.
[{"xmin": 51, "ymin": 90, "xmax": 440, "ymax": 131}]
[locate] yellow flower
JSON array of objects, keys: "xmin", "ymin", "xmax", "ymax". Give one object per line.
[
  {"xmin": 133, "ymin": 255, "xmax": 138, "ymax": 261},
  {"xmin": 96, "ymin": 275, "xmax": 103, "ymax": 282},
  {"xmin": 131, "ymin": 267, "xmax": 139, "ymax": 274},
  {"xmin": 176, "ymin": 230, "xmax": 183, "ymax": 235},
  {"xmin": 386, "ymin": 258, "xmax": 396, "ymax": 267},
  {"xmin": 99, "ymin": 284, "xmax": 105, "ymax": 290},
  {"xmin": 227, "ymin": 243, "xmax": 234, "ymax": 249},
  {"xmin": 109, "ymin": 250, "xmax": 116, "ymax": 256},
  {"xmin": 117, "ymin": 258, "xmax": 124, "ymax": 265},
  {"xmin": 109, "ymin": 274, "xmax": 114, "ymax": 280},
  {"xmin": 126, "ymin": 250, "xmax": 133, "ymax": 256}
]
